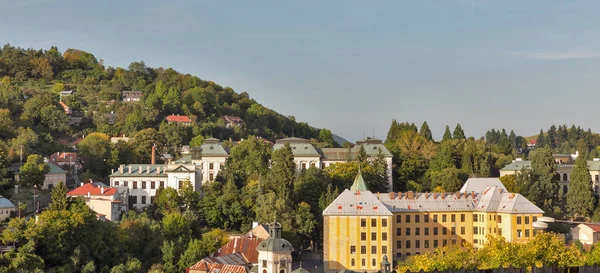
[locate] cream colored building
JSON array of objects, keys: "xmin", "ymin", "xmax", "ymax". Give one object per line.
[
  {"xmin": 67, "ymin": 182, "xmax": 126, "ymax": 221},
  {"xmin": 572, "ymin": 224, "xmax": 600, "ymax": 246},
  {"xmin": 0, "ymin": 196, "xmax": 16, "ymax": 221},
  {"xmin": 323, "ymin": 175, "xmax": 544, "ymax": 273},
  {"xmin": 174, "ymin": 138, "xmax": 229, "ymax": 183}
]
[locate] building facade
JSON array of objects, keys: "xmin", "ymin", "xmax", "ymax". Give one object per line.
[
  {"xmin": 0, "ymin": 196, "xmax": 16, "ymax": 221},
  {"xmin": 323, "ymin": 175, "xmax": 544, "ymax": 273},
  {"xmin": 67, "ymin": 182, "xmax": 126, "ymax": 221},
  {"xmin": 572, "ymin": 224, "xmax": 600, "ymax": 246},
  {"xmin": 174, "ymin": 138, "xmax": 229, "ymax": 183}
]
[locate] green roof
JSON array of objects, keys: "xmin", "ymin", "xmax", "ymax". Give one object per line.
[
  {"xmin": 350, "ymin": 171, "xmax": 368, "ymax": 191},
  {"xmin": 292, "ymin": 266, "xmax": 310, "ymax": 273},
  {"xmin": 501, "ymin": 160, "xmax": 600, "ymax": 172},
  {"xmin": 500, "ymin": 160, "xmax": 532, "ymax": 171},
  {"xmin": 109, "ymin": 164, "xmax": 168, "ymax": 177},
  {"xmin": 48, "ymin": 163, "xmax": 67, "ymax": 174}
]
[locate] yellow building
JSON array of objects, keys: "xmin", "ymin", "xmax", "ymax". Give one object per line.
[{"xmin": 323, "ymin": 175, "xmax": 544, "ymax": 273}]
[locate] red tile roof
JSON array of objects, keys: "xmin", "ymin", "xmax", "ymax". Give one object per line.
[
  {"xmin": 215, "ymin": 238, "xmax": 263, "ymax": 264},
  {"xmin": 67, "ymin": 183, "xmax": 117, "ymax": 196},
  {"xmin": 188, "ymin": 257, "xmax": 249, "ymax": 273},
  {"xmin": 166, "ymin": 115, "xmax": 193, "ymax": 123},
  {"xmin": 50, "ymin": 152, "xmax": 78, "ymax": 162},
  {"xmin": 584, "ymin": 224, "xmax": 600, "ymax": 233}
]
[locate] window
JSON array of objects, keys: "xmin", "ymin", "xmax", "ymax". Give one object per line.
[
  {"xmin": 489, "ymin": 215, "xmax": 492, "ymax": 221},
  {"xmin": 443, "ymin": 228, "xmax": 447, "ymax": 235},
  {"xmin": 498, "ymin": 228, "xmax": 502, "ymax": 234},
  {"xmin": 473, "ymin": 214, "xmax": 478, "ymax": 222},
  {"xmin": 361, "ymin": 233, "xmax": 366, "ymax": 241},
  {"xmin": 451, "ymin": 214, "xmax": 456, "ymax": 222},
  {"xmin": 361, "ymin": 246, "xmax": 366, "ymax": 254},
  {"xmin": 151, "ymin": 196, "xmax": 155, "ymax": 204},
  {"xmin": 372, "ymin": 259, "xmax": 376, "ymax": 267},
  {"xmin": 179, "ymin": 181, "xmax": 185, "ymax": 189},
  {"xmin": 151, "ymin": 181, "xmax": 155, "ymax": 189},
  {"xmin": 473, "ymin": 227, "xmax": 478, "ymax": 235},
  {"xmin": 382, "ymin": 219, "xmax": 388, "ymax": 227},
  {"xmin": 433, "ymin": 215, "xmax": 438, "ymax": 222},
  {"xmin": 425, "ymin": 228, "xmax": 429, "ymax": 236},
  {"xmin": 474, "ymin": 239, "xmax": 479, "ymax": 244},
  {"xmin": 406, "ymin": 253, "xmax": 411, "ymax": 258},
  {"xmin": 263, "ymin": 260, "xmax": 267, "ymax": 267},
  {"xmin": 371, "ymin": 232, "xmax": 377, "ymax": 241},
  {"xmin": 396, "ymin": 215, "xmax": 401, "ymax": 223},
  {"xmin": 461, "ymin": 227, "xmax": 465, "ymax": 235},
  {"xmin": 397, "ymin": 240, "xmax": 401, "ymax": 249},
  {"xmin": 350, "ymin": 246, "xmax": 356, "ymax": 254},
  {"xmin": 497, "ymin": 215, "xmax": 502, "ymax": 223},
  {"xmin": 525, "ymin": 216, "xmax": 530, "ymax": 224},
  {"xmin": 141, "ymin": 196, "xmax": 146, "ymax": 204},
  {"xmin": 396, "ymin": 253, "xmax": 402, "ymax": 258},
  {"xmin": 517, "ymin": 229, "xmax": 522, "ymax": 238},
  {"xmin": 351, "ymin": 259, "xmax": 355, "ymax": 266},
  {"xmin": 443, "ymin": 240, "xmax": 447, "ymax": 247},
  {"xmin": 361, "ymin": 219, "xmax": 367, "ymax": 227},
  {"xmin": 114, "ymin": 181, "xmax": 119, "ymax": 187},
  {"xmin": 405, "ymin": 240, "xmax": 411, "ymax": 248},
  {"xmin": 362, "ymin": 259, "xmax": 365, "ymax": 267},
  {"xmin": 209, "ymin": 173, "xmax": 214, "ymax": 181},
  {"xmin": 442, "ymin": 214, "xmax": 447, "ymax": 222},
  {"xmin": 382, "ymin": 232, "xmax": 387, "ymax": 241},
  {"xmin": 596, "ymin": 175, "xmax": 599, "ymax": 182},
  {"xmin": 133, "ymin": 181, "xmax": 137, "ymax": 189},
  {"xmin": 525, "ymin": 229, "xmax": 530, "ymax": 237},
  {"xmin": 452, "ymin": 239, "xmax": 456, "ymax": 245},
  {"xmin": 433, "ymin": 227, "xmax": 438, "ymax": 235},
  {"xmin": 451, "ymin": 227, "xmax": 456, "ymax": 235},
  {"xmin": 461, "ymin": 214, "xmax": 465, "ymax": 222},
  {"xmin": 371, "ymin": 246, "xmax": 377, "ymax": 254},
  {"xmin": 160, "ymin": 181, "xmax": 165, "ymax": 188},
  {"xmin": 301, "ymin": 163, "xmax": 306, "ymax": 170},
  {"xmin": 433, "ymin": 240, "xmax": 438, "ymax": 248},
  {"xmin": 406, "ymin": 215, "xmax": 411, "ymax": 223},
  {"xmin": 424, "ymin": 215, "xmax": 429, "ymax": 223},
  {"xmin": 533, "ymin": 216, "xmax": 538, "ymax": 222},
  {"xmin": 124, "ymin": 181, "xmax": 128, "ymax": 187},
  {"xmin": 415, "ymin": 228, "xmax": 420, "ymax": 236},
  {"xmin": 130, "ymin": 196, "xmax": 137, "ymax": 204},
  {"xmin": 415, "ymin": 240, "xmax": 420, "ymax": 249},
  {"xmin": 424, "ymin": 240, "xmax": 429, "ymax": 248},
  {"xmin": 396, "ymin": 228, "xmax": 401, "ymax": 236},
  {"xmin": 382, "ymin": 246, "xmax": 387, "ymax": 253},
  {"xmin": 209, "ymin": 163, "xmax": 214, "ymax": 170},
  {"xmin": 371, "ymin": 219, "xmax": 377, "ymax": 227},
  {"xmin": 406, "ymin": 228, "xmax": 411, "ymax": 236},
  {"xmin": 517, "ymin": 216, "xmax": 522, "ymax": 224},
  {"xmin": 142, "ymin": 181, "xmax": 146, "ymax": 189},
  {"xmin": 415, "ymin": 215, "xmax": 420, "ymax": 223}
]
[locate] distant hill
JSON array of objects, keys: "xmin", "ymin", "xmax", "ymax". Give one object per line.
[{"xmin": 332, "ymin": 133, "xmax": 350, "ymax": 146}]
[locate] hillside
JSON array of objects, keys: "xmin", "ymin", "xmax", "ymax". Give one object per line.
[{"xmin": 0, "ymin": 44, "xmax": 340, "ymax": 161}]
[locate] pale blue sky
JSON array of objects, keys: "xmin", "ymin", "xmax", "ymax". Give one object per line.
[{"xmin": 2, "ymin": 0, "xmax": 600, "ymax": 141}]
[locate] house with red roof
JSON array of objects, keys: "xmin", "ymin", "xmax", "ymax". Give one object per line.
[
  {"xmin": 50, "ymin": 152, "xmax": 80, "ymax": 169},
  {"xmin": 166, "ymin": 114, "xmax": 193, "ymax": 125},
  {"xmin": 572, "ymin": 223, "xmax": 600, "ymax": 246},
  {"xmin": 67, "ymin": 182, "xmax": 127, "ymax": 221}
]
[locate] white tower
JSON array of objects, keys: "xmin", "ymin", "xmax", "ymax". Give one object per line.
[{"xmin": 256, "ymin": 221, "xmax": 294, "ymax": 273}]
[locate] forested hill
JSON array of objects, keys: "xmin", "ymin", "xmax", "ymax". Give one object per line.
[{"xmin": 0, "ymin": 44, "xmax": 338, "ymax": 158}]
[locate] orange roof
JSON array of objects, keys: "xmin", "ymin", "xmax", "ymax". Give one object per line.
[
  {"xmin": 215, "ymin": 238, "xmax": 263, "ymax": 264},
  {"xmin": 50, "ymin": 152, "xmax": 78, "ymax": 162},
  {"xmin": 67, "ymin": 183, "xmax": 117, "ymax": 196},
  {"xmin": 188, "ymin": 258, "xmax": 249, "ymax": 273},
  {"xmin": 583, "ymin": 224, "xmax": 600, "ymax": 233},
  {"xmin": 166, "ymin": 115, "xmax": 192, "ymax": 123}
]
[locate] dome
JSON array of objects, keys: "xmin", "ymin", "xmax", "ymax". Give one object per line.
[{"xmin": 255, "ymin": 221, "xmax": 294, "ymax": 253}]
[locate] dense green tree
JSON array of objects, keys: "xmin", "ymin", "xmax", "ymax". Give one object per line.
[
  {"xmin": 522, "ymin": 147, "xmax": 559, "ymax": 213},
  {"xmin": 78, "ymin": 132, "xmax": 111, "ymax": 175},
  {"xmin": 318, "ymin": 128, "xmax": 335, "ymax": 147},
  {"xmin": 442, "ymin": 125, "xmax": 452, "ymax": 141},
  {"xmin": 18, "ymin": 154, "xmax": 50, "ymax": 188},
  {"xmin": 567, "ymin": 155, "xmax": 594, "ymax": 218},
  {"xmin": 419, "ymin": 121, "xmax": 433, "ymax": 141},
  {"xmin": 535, "ymin": 129, "xmax": 546, "ymax": 148},
  {"xmin": 49, "ymin": 182, "xmax": 68, "ymax": 211},
  {"xmin": 499, "ymin": 174, "xmax": 519, "ymax": 193},
  {"xmin": 189, "ymin": 135, "xmax": 204, "ymax": 147},
  {"xmin": 430, "ymin": 167, "xmax": 465, "ymax": 192},
  {"xmin": 267, "ymin": 143, "xmax": 296, "ymax": 199},
  {"xmin": 508, "ymin": 130, "xmax": 517, "ymax": 151},
  {"xmin": 453, "ymin": 123, "xmax": 465, "ymax": 139},
  {"xmin": 294, "ymin": 167, "xmax": 330, "ymax": 209},
  {"xmin": 129, "ymin": 128, "xmax": 165, "ymax": 163},
  {"xmin": 226, "ymin": 136, "xmax": 271, "ymax": 178}
]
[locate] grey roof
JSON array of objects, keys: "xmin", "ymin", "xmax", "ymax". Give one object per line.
[
  {"xmin": 256, "ymin": 222, "xmax": 294, "ymax": 253},
  {"xmin": 273, "ymin": 138, "xmax": 321, "ymax": 157},
  {"xmin": 502, "ymin": 160, "xmax": 600, "ymax": 172},
  {"xmin": 109, "ymin": 164, "xmax": 169, "ymax": 177},
  {"xmin": 460, "ymin": 178, "xmax": 506, "ymax": 194},
  {"xmin": 475, "ymin": 186, "xmax": 544, "ymax": 214},
  {"xmin": 500, "ymin": 160, "xmax": 532, "ymax": 171},
  {"xmin": 323, "ymin": 189, "xmax": 393, "ymax": 216},
  {"xmin": 174, "ymin": 155, "xmax": 193, "ymax": 164},
  {"xmin": 379, "ymin": 192, "xmax": 478, "ymax": 212},
  {"xmin": 352, "ymin": 139, "xmax": 392, "ymax": 157},
  {"xmin": 0, "ymin": 196, "xmax": 15, "ymax": 209},
  {"xmin": 48, "ymin": 163, "xmax": 67, "ymax": 174},
  {"xmin": 200, "ymin": 139, "xmax": 229, "ymax": 157},
  {"xmin": 319, "ymin": 148, "xmax": 350, "ymax": 161},
  {"xmin": 292, "ymin": 266, "xmax": 310, "ymax": 273}
]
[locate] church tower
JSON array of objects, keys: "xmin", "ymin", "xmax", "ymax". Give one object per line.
[{"xmin": 256, "ymin": 221, "xmax": 294, "ymax": 273}]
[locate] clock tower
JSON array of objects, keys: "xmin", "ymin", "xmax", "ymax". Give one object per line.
[{"xmin": 256, "ymin": 221, "xmax": 294, "ymax": 273}]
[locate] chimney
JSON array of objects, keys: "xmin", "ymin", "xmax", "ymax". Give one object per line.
[
  {"xmin": 389, "ymin": 192, "xmax": 395, "ymax": 199},
  {"xmin": 80, "ymin": 182, "xmax": 84, "ymax": 187},
  {"xmin": 111, "ymin": 169, "xmax": 114, "ymax": 174},
  {"xmin": 377, "ymin": 192, "xmax": 380, "ymax": 199},
  {"xmin": 87, "ymin": 192, "xmax": 90, "ymax": 198},
  {"xmin": 433, "ymin": 193, "xmax": 438, "ymax": 199},
  {"xmin": 119, "ymin": 165, "xmax": 124, "ymax": 173},
  {"xmin": 425, "ymin": 192, "xmax": 429, "ymax": 199},
  {"xmin": 456, "ymin": 192, "xmax": 461, "ymax": 198},
  {"xmin": 252, "ymin": 221, "xmax": 259, "ymax": 229},
  {"xmin": 139, "ymin": 166, "xmax": 142, "ymax": 173},
  {"xmin": 146, "ymin": 166, "xmax": 150, "ymax": 174},
  {"xmin": 128, "ymin": 166, "xmax": 131, "ymax": 174},
  {"xmin": 441, "ymin": 193, "xmax": 446, "ymax": 199},
  {"xmin": 101, "ymin": 186, "xmax": 104, "ymax": 194},
  {"xmin": 151, "ymin": 144, "xmax": 156, "ymax": 165},
  {"xmin": 407, "ymin": 191, "xmax": 414, "ymax": 199},
  {"xmin": 157, "ymin": 166, "xmax": 161, "ymax": 174},
  {"xmin": 472, "ymin": 191, "xmax": 475, "ymax": 198}
]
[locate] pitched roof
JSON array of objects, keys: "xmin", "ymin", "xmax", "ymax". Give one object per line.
[
  {"xmin": 109, "ymin": 164, "xmax": 169, "ymax": 177},
  {"xmin": 319, "ymin": 148, "xmax": 350, "ymax": 161},
  {"xmin": 165, "ymin": 115, "xmax": 192, "ymax": 123},
  {"xmin": 350, "ymin": 172, "xmax": 368, "ymax": 191},
  {"xmin": 379, "ymin": 192, "xmax": 478, "ymax": 212},
  {"xmin": 188, "ymin": 253, "xmax": 251, "ymax": 273},
  {"xmin": 50, "ymin": 152, "xmax": 78, "ymax": 162},
  {"xmin": 460, "ymin": 178, "xmax": 506, "ymax": 194},
  {"xmin": 48, "ymin": 163, "xmax": 67, "ymax": 174},
  {"xmin": 215, "ymin": 238, "xmax": 263, "ymax": 264},
  {"xmin": 580, "ymin": 224, "xmax": 600, "ymax": 233},
  {"xmin": 500, "ymin": 160, "xmax": 532, "ymax": 171},
  {"xmin": 0, "ymin": 196, "xmax": 15, "ymax": 209},
  {"xmin": 67, "ymin": 182, "xmax": 117, "ymax": 196},
  {"xmin": 323, "ymin": 189, "xmax": 392, "ymax": 216},
  {"xmin": 273, "ymin": 138, "xmax": 321, "ymax": 157}
]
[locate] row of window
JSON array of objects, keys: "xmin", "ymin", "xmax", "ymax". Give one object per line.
[
  {"xmin": 396, "ymin": 226, "xmax": 463, "ymax": 236},
  {"xmin": 130, "ymin": 195, "xmax": 155, "ymax": 205},
  {"xmin": 114, "ymin": 180, "xmax": 165, "ymax": 189},
  {"xmin": 360, "ymin": 218, "xmax": 388, "ymax": 228},
  {"xmin": 396, "ymin": 239, "xmax": 459, "ymax": 249},
  {"xmin": 395, "ymin": 214, "xmax": 465, "ymax": 224},
  {"xmin": 360, "ymin": 232, "xmax": 388, "ymax": 241},
  {"xmin": 350, "ymin": 258, "xmax": 380, "ymax": 267},
  {"xmin": 0, "ymin": 209, "xmax": 11, "ymax": 214},
  {"xmin": 350, "ymin": 245, "xmax": 388, "ymax": 254}
]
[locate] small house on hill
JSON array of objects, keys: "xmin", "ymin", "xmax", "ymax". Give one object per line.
[
  {"xmin": 165, "ymin": 115, "xmax": 193, "ymax": 125},
  {"xmin": 67, "ymin": 182, "xmax": 127, "ymax": 221},
  {"xmin": 222, "ymin": 115, "xmax": 245, "ymax": 128},
  {"xmin": 122, "ymin": 91, "xmax": 143, "ymax": 102}
]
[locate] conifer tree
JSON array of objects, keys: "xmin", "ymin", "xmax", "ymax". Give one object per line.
[
  {"xmin": 535, "ymin": 129, "xmax": 546, "ymax": 148},
  {"xmin": 49, "ymin": 182, "xmax": 68, "ymax": 211},
  {"xmin": 453, "ymin": 123, "xmax": 465, "ymax": 139},
  {"xmin": 419, "ymin": 121, "xmax": 433, "ymax": 141},
  {"xmin": 478, "ymin": 154, "xmax": 491, "ymax": 177},
  {"xmin": 509, "ymin": 130, "xmax": 517, "ymax": 151},
  {"xmin": 443, "ymin": 125, "xmax": 452, "ymax": 141},
  {"xmin": 268, "ymin": 143, "xmax": 296, "ymax": 199},
  {"xmin": 548, "ymin": 125, "xmax": 557, "ymax": 148},
  {"xmin": 567, "ymin": 155, "xmax": 594, "ymax": 218}
]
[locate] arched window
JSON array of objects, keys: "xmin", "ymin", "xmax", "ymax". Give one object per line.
[
  {"xmin": 563, "ymin": 173, "xmax": 568, "ymax": 181},
  {"xmin": 563, "ymin": 185, "xmax": 568, "ymax": 194},
  {"xmin": 372, "ymin": 259, "xmax": 376, "ymax": 266},
  {"xmin": 351, "ymin": 259, "xmax": 355, "ymax": 266},
  {"xmin": 280, "ymin": 270, "xmax": 285, "ymax": 273},
  {"xmin": 361, "ymin": 259, "xmax": 365, "ymax": 267},
  {"xmin": 263, "ymin": 270, "xmax": 267, "ymax": 273}
]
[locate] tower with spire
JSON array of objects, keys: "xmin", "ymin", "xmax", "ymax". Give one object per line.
[{"xmin": 255, "ymin": 221, "xmax": 294, "ymax": 273}]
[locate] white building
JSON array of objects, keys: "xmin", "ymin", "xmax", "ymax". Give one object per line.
[
  {"xmin": 0, "ymin": 196, "xmax": 16, "ymax": 221},
  {"xmin": 572, "ymin": 224, "xmax": 600, "ymax": 246},
  {"xmin": 255, "ymin": 221, "xmax": 293, "ymax": 273},
  {"xmin": 174, "ymin": 138, "xmax": 229, "ymax": 183}
]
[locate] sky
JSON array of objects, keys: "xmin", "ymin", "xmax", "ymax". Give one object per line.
[{"xmin": 1, "ymin": 0, "xmax": 600, "ymax": 141}]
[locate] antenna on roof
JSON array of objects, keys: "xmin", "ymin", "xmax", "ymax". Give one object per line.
[{"xmin": 373, "ymin": 125, "xmax": 375, "ymax": 139}]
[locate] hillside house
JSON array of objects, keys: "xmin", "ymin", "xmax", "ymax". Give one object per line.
[
  {"xmin": 165, "ymin": 115, "xmax": 193, "ymax": 125},
  {"xmin": 67, "ymin": 182, "xmax": 127, "ymax": 221},
  {"xmin": 222, "ymin": 115, "xmax": 245, "ymax": 128},
  {"xmin": 122, "ymin": 91, "xmax": 143, "ymax": 102}
]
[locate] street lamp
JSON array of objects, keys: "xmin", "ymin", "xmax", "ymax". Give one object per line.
[{"xmin": 33, "ymin": 184, "xmax": 38, "ymax": 216}]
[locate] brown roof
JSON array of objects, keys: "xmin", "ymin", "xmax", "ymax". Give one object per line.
[
  {"xmin": 188, "ymin": 254, "xmax": 251, "ymax": 273},
  {"xmin": 215, "ymin": 238, "xmax": 263, "ymax": 264},
  {"xmin": 50, "ymin": 152, "xmax": 78, "ymax": 162},
  {"xmin": 583, "ymin": 224, "xmax": 600, "ymax": 233},
  {"xmin": 166, "ymin": 115, "xmax": 193, "ymax": 123}
]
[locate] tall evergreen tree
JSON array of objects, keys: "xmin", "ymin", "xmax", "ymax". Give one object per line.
[
  {"xmin": 268, "ymin": 143, "xmax": 296, "ymax": 199},
  {"xmin": 535, "ymin": 129, "xmax": 546, "ymax": 148},
  {"xmin": 509, "ymin": 130, "xmax": 517, "ymax": 151},
  {"xmin": 453, "ymin": 123, "xmax": 465, "ymax": 139},
  {"xmin": 385, "ymin": 120, "xmax": 401, "ymax": 144},
  {"xmin": 548, "ymin": 125, "xmax": 557, "ymax": 148},
  {"xmin": 567, "ymin": 155, "xmax": 594, "ymax": 218},
  {"xmin": 529, "ymin": 147, "xmax": 559, "ymax": 212},
  {"xmin": 419, "ymin": 121, "xmax": 433, "ymax": 141},
  {"xmin": 49, "ymin": 182, "xmax": 68, "ymax": 211},
  {"xmin": 443, "ymin": 125, "xmax": 452, "ymax": 141}
]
